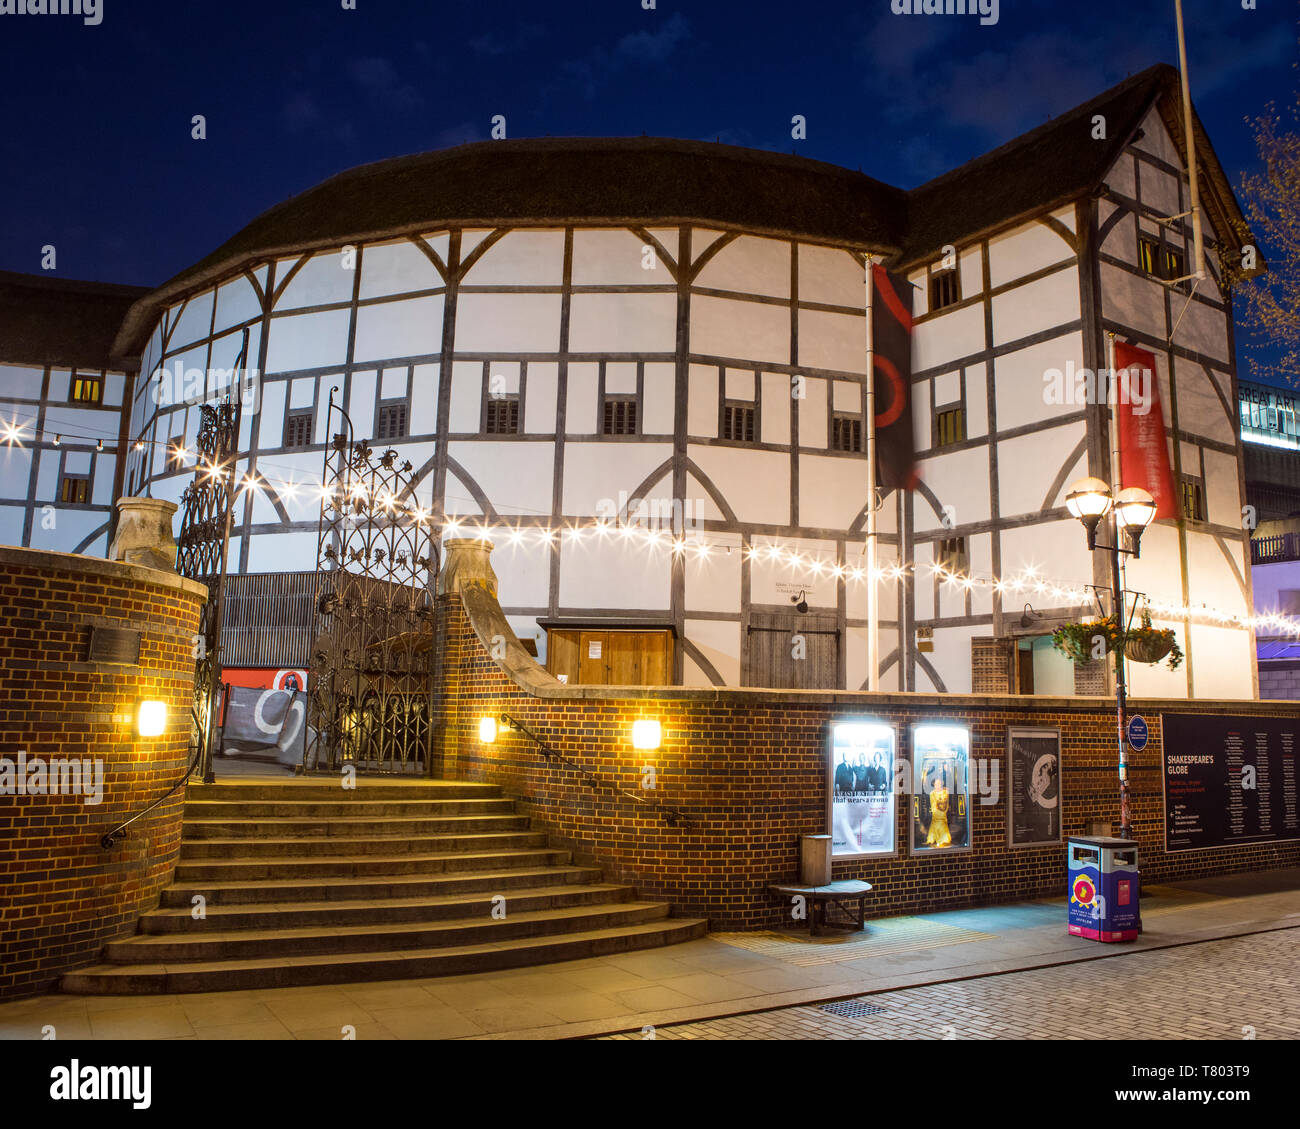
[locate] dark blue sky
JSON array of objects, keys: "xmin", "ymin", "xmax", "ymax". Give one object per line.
[{"xmin": 0, "ymin": 0, "xmax": 1294, "ymax": 377}]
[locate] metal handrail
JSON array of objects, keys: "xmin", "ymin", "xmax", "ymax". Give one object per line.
[
  {"xmin": 494, "ymin": 712, "xmax": 688, "ymax": 827},
  {"xmin": 101, "ymin": 702, "xmax": 209, "ymax": 849}
]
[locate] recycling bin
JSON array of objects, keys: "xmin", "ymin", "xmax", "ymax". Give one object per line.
[{"xmin": 1067, "ymin": 835, "xmax": 1140, "ymax": 941}]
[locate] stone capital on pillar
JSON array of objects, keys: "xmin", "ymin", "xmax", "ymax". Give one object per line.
[
  {"xmin": 438, "ymin": 538, "xmax": 498, "ymax": 598},
  {"xmin": 108, "ymin": 497, "xmax": 179, "ymax": 573}
]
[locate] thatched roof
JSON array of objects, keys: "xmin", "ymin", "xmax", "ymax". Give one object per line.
[
  {"xmin": 0, "ymin": 271, "xmax": 149, "ymax": 371},
  {"xmin": 88, "ymin": 64, "xmax": 1256, "ymax": 361}
]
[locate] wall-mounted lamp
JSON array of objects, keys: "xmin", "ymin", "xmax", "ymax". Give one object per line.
[
  {"xmin": 137, "ymin": 700, "xmax": 167, "ymax": 737},
  {"xmin": 478, "ymin": 717, "xmax": 498, "ymax": 743},
  {"xmin": 791, "ymin": 589, "xmax": 809, "ymax": 615},
  {"xmin": 631, "ymin": 720, "xmax": 662, "ymax": 750}
]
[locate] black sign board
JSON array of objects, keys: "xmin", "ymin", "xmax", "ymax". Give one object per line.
[
  {"xmin": 1007, "ymin": 727, "xmax": 1062, "ymax": 847},
  {"xmin": 87, "ymin": 626, "xmax": 142, "ymax": 666},
  {"xmin": 1162, "ymin": 713, "xmax": 1299, "ymax": 852}
]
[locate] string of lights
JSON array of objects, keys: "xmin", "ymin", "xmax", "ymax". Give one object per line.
[{"xmin": 4, "ymin": 412, "xmax": 1299, "ymax": 638}]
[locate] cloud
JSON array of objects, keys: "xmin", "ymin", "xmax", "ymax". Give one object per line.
[
  {"xmin": 280, "ymin": 92, "xmax": 323, "ymax": 133},
  {"xmin": 470, "ymin": 23, "xmax": 545, "ymax": 57},
  {"xmin": 551, "ymin": 13, "xmax": 693, "ymax": 101},
  {"xmin": 347, "ymin": 56, "xmax": 425, "ymax": 111},
  {"xmin": 616, "ymin": 12, "xmax": 691, "ymax": 63}
]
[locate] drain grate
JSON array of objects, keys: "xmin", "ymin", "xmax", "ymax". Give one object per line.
[{"xmin": 820, "ymin": 999, "xmax": 886, "ymax": 1019}]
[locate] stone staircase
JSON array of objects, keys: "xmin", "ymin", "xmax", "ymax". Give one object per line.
[{"xmin": 62, "ymin": 779, "xmax": 706, "ymax": 994}]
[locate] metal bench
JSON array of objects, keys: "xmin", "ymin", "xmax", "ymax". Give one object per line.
[{"xmin": 769, "ymin": 879, "xmax": 873, "ymax": 936}]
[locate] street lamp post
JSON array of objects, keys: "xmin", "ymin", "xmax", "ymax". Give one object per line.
[{"xmin": 1065, "ymin": 477, "xmax": 1157, "ymax": 840}]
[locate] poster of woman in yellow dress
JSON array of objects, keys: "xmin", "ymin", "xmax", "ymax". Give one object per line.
[{"xmin": 910, "ymin": 724, "xmax": 972, "ymax": 854}]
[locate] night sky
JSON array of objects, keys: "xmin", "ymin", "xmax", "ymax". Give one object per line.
[{"xmin": 1, "ymin": 0, "xmax": 1294, "ymax": 376}]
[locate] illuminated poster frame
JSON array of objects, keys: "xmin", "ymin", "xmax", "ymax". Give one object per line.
[
  {"xmin": 1006, "ymin": 726, "xmax": 1062, "ymax": 848},
  {"xmin": 827, "ymin": 718, "xmax": 899, "ymax": 859},
  {"xmin": 908, "ymin": 722, "xmax": 973, "ymax": 856}
]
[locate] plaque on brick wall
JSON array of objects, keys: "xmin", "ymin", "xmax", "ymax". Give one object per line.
[{"xmin": 87, "ymin": 626, "xmax": 142, "ymax": 666}]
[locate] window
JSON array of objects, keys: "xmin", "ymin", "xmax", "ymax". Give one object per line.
[
  {"xmin": 283, "ymin": 411, "xmax": 313, "ymax": 449},
  {"xmin": 70, "ymin": 375, "xmax": 102, "ymax": 404},
  {"xmin": 937, "ymin": 537, "xmax": 968, "ymax": 574},
  {"xmin": 722, "ymin": 401, "xmax": 756, "ymax": 443},
  {"xmin": 1181, "ymin": 477, "xmax": 1206, "ymax": 522},
  {"xmin": 376, "ymin": 401, "xmax": 407, "ymax": 441},
  {"xmin": 831, "ymin": 413, "xmax": 863, "ymax": 453},
  {"xmin": 1139, "ymin": 235, "xmax": 1187, "ymax": 285},
  {"xmin": 929, "ymin": 268, "xmax": 959, "ymax": 312},
  {"xmin": 602, "ymin": 396, "xmax": 638, "ymax": 436},
  {"xmin": 935, "ymin": 405, "xmax": 966, "ymax": 448},
  {"xmin": 1138, "ymin": 236, "xmax": 1160, "ymax": 276},
  {"xmin": 484, "ymin": 395, "xmax": 520, "ymax": 435},
  {"xmin": 60, "ymin": 475, "xmax": 90, "ymax": 504}
]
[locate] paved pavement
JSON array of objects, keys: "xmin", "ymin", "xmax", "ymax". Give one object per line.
[
  {"xmin": 2, "ymin": 867, "xmax": 1298, "ymax": 1040},
  {"xmin": 604, "ymin": 927, "xmax": 1300, "ymax": 1040}
]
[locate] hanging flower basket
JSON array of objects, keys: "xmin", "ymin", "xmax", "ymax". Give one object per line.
[
  {"xmin": 1124, "ymin": 607, "xmax": 1183, "ymax": 670},
  {"xmin": 1051, "ymin": 608, "xmax": 1183, "ymax": 671},
  {"xmin": 1051, "ymin": 617, "xmax": 1121, "ymax": 665}
]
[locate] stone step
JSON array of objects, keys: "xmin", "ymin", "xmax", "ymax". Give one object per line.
[
  {"xmin": 102, "ymin": 901, "xmax": 673, "ymax": 962},
  {"xmin": 159, "ymin": 865, "xmax": 603, "ymax": 908},
  {"xmin": 178, "ymin": 831, "xmax": 547, "ymax": 859},
  {"xmin": 182, "ymin": 814, "xmax": 531, "ymax": 839},
  {"xmin": 172, "ymin": 847, "xmax": 574, "ymax": 882},
  {"xmin": 183, "ymin": 797, "xmax": 518, "ymax": 819},
  {"xmin": 185, "ymin": 781, "xmax": 501, "ymax": 802},
  {"xmin": 139, "ymin": 883, "xmax": 632, "ymax": 932},
  {"xmin": 62, "ymin": 918, "xmax": 710, "ymax": 994}
]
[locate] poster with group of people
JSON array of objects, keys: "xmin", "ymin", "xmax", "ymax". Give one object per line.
[{"xmin": 829, "ymin": 721, "xmax": 897, "ymax": 857}]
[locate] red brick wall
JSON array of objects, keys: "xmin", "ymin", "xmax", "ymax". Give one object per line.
[
  {"xmin": 435, "ymin": 592, "xmax": 1300, "ymax": 931},
  {"xmin": 0, "ymin": 548, "xmax": 205, "ymax": 1000}
]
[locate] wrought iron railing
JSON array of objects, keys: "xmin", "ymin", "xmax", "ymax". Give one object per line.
[
  {"xmin": 1252, "ymin": 531, "xmax": 1300, "ymax": 565},
  {"xmin": 492, "ymin": 712, "xmax": 688, "ymax": 827}
]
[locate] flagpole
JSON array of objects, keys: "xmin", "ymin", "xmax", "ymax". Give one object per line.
[
  {"xmin": 866, "ymin": 256, "xmax": 880, "ymax": 692},
  {"xmin": 1107, "ymin": 331, "xmax": 1133, "ymax": 839},
  {"xmin": 1173, "ymin": 0, "xmax": 1206, "ymax": 279}
]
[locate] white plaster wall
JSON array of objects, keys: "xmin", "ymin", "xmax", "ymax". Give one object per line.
[
  {"xmin": 693, "ymin": 235, "xmax": 790, "ymax": 298},
  {"xmin": 691, "ymin": 295, "xmax": 789, "ymax": 366},
  {"xmin": 991, "ymin": 267, "xmax": 1080, "ymax": 348},
  {"xmin": 988, "ymin": 221, "xmax": 1075, "ymax": 290},
  {"xmin": 275, "ymin": 252, "xmax": 355, "ymax": 311}
]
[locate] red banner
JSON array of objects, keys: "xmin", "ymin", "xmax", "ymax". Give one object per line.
[{"xmin": 1114, "ymin": 342, "xmax": 1177, "ymax": 519}]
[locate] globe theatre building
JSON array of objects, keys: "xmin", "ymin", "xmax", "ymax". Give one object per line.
[{"xmin": 0, "ymin": 65, "xmax": 1263, "ymax": 700}]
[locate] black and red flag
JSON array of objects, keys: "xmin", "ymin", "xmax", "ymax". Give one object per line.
[{"xmin": 870, "ymin": 263, "xmax": 917, "ymax": 490}]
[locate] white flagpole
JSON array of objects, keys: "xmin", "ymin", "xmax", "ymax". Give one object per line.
[
  {"xmin": 866, "ymin": 257, "xmax": 880, "ymax": 691},
  {"xmin": 1174, "ymin": 0, "xmax": 1206, "ymax": 279}
]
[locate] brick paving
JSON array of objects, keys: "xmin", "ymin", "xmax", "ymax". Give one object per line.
[{"xmin": 604, "ymin": 927, "xmax": 1300, "ymax": 1040}]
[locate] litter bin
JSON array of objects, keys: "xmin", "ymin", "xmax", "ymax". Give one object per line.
[{"xmin": 1067, "ymin": 835, "xmax": 1139, "ymax": 941}]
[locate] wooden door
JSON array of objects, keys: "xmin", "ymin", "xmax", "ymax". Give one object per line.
[{"xmin": 745, "ymin": 616, "xmax": 839, "ymax": 689}]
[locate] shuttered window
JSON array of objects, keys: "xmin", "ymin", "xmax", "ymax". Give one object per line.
[
  {"xmin": 831, "ymin": 414, "xmax": 863, "ymax": 453},
  {"xmin": 602, "ymin": 397, "xmax": 638, "ymax": 436},
  {"xmin": 722, "ymin": 401, "xmax": 756, "ymax": 443},
  {"xmin": 376, "ymin": 402, "xmax": 407, "ymax": 441},
  {"xmin": 485, "ymin": 396, "xmax": 520, "ymax": 435}
]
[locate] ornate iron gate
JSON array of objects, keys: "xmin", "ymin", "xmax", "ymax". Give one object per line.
[
  {"xmin": 305, "ymin": 391, "xmax": 439, "ymax": 775},
  {"xmin": 176, "ymin": 387, "xmax": 243, "ymax": 783}
]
